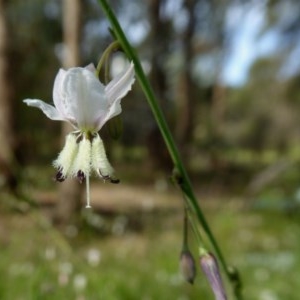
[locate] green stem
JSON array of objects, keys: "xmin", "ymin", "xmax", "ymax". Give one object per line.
[
  {"xmin": 97, "ymin": 1, "xmax": 243, "ymax": 299},
  {"xmin": 95, "ymin": 40, "xmax": 120, "ymax": 79},
  {"xmin": 182, "ymin": 210, "xmax": 189, "ymax": 249},
  {"xmin": 185, "ymin": 204, "xmax": 204, "ymax": 247}
]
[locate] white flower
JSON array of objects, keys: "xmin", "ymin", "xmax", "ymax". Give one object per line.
[
  {"xmin": 24, "ymin": 62, "xmax": 135, "ymax": 132},
  {"xmin": 24, "ymin": 62, "xmax": 135, "ymax": 207}
]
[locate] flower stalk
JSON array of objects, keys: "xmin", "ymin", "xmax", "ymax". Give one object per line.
[
  {"xmin": 95, "ymin": 40, "xmax": 121, "ymax": 80},
  {"xmin": 97, "ymin": 0, "xmax": 243, "ymax": 299},
  {"xmin": 179, "ymin": 210, "xmax": 197, "ymax": 284}
]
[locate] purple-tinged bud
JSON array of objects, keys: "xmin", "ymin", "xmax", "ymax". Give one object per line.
[
  {"xmin": 200, "ymin": 252, "xmax": 227, "ymax": 300},
  {"xmin": 180, "ymin": 250, "xmax": 197, "ymax": 284},
  {"xmin": 76, "ymin": 170, "xmax": 85, "ymax": 184}
]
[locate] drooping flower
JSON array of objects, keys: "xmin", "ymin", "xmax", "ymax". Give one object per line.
[{"xmin": 24, "ymin": 62, "xmax": 135, "ymax": 207}]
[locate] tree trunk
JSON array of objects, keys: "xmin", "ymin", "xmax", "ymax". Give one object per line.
[
  {"xmin": 175, "ymin": 0, "xmax": 196, "ymax": 147},
  {"xmin": 146, "ymin": 0, "xmax": 173, "ymax": 171},
  {"xmin": 148, "ymin": 0, "xmax": 168, "ymax": 108},
  {"xmin": 54, "ymin": 0, "xmax": 82, "ymax": 224},
  {"xmin": 0, "ymin": 0, "xmax": 17, "ymax": 191},
  {"xmin": 211, "ymin": 82, "xmax": 226, "ymax": 135}
]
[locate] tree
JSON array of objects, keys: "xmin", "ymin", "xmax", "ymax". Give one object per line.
[
  {"xmin": 175, "ymin": 0, "xmax": 197, "ymax": 146},
  {"xmin": 0, "ymin": 0, "xmax": 17, "ymax": 191},
  {"xmin": 54, "ymin": 0, "xmax": 83, "ymax": 224}
]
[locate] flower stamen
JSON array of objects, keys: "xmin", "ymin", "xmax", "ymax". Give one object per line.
[
  {"xmin": 53, "ymin": 133, "xmax": 78, "ymax": 178},
  {"xmin": 71, "ymin": 137, "xmax": 92, "ymax": 177},
  {"xmin": 91, "ymin": 134, "xmax": 115, "ymax": 180},
  {"xmin": 76, "ymin": 170, "xmax": 85, "ymax": 184},
  {"xmin": 55, "ymin": 169, "xmax": 65, "ymax": 182}
]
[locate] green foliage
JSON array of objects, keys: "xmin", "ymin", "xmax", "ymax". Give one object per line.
[{"xmin": 0, "ymin": 199, "xmax": 299, "ymax": 299}]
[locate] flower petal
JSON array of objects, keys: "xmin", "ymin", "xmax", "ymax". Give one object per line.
[
  {"xmin": 53, "ymin": 66, "xmax": 112, "ymax": 129},
  {"xmin": 84, "ymin": 63, "xmax": 96, "ymax": 73},
  {"xmin": 59, "ymin": 67, "xmax": 107, "ymax": 130},
  {"xmin": 105, "ymin": 62, "xmax": 135, "ymax": 104},
  {"xmin": 23, "ymin": 99, "xmax": 65, "ymax": 121},
  {"xmin": 53, "ymin": 69, "xmax": 77, "ymax": 122},
  {"xmin": 95, "ymin": 62, "xmax": 134, "ymax": 130}
]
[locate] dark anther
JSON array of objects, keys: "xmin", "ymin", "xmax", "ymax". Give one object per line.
[
  {"xmin": 77, "ymin": 170, "xmax": 85, "ymax": 183},
  {"xmin": 99, "ymin": 170, "xmax": 120, "ymax": 183},
  {"xmin": 55, "ymin": 170, "xmax": 65, "ymax": 182},
  {"xmin": 110, "ymin": 178, "xmax": 120, "ymax": 184}
]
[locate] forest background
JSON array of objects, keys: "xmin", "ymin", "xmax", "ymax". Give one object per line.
[{"xmin": 0, "ymin": 0, "xmax": 300, "ymax": 299}]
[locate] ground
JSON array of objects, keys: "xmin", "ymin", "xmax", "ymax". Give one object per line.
[{"xmin": 0, "ymin": 181, "xmax": 300, "ymax": 299}]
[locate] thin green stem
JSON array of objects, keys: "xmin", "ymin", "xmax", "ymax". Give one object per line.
[
  {"xmin": 95, "ymin": 40, "xmax": 120, "ymax": 78},
  {"xmin": 185, "ymin": 205, "xmax": 204, "ymax": 247},
  {"xmin": 97, "ymin": 1, "xmax": 243, "ymax": 299},
  {"xmin": 182, "ymin": 210, "xmax": 189, "ymax": 249},
  {"xmin": 104, "ymin": 57, "xmax": 110, "ymax": 84}
]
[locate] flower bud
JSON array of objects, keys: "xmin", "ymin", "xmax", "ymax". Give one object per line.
[
  {"xmin": 180, "ymin": 250, "xmax": 196, "ymax": 284},
  {"xmin": 53, "ymin": 133, "xmax": 78, "ymax": 179},
  {"xmin": 200, "ymin": 252, "xmax": 227, "ymax": 300}
]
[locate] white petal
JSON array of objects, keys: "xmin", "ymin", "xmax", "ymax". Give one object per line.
[
  {"xmin": 95, "ymin": 62, "xmax": 135, "ymax": 130},
  {"xmin": 53, "ymin": 69, "xmax": 76, "ymax": 122},
  {"xmin": 23, "ymin": 99, "xmax": 65, "ymax": 121},
  {"xmin": 84, "ymin": 63, "xmax": 96, "ymax": 73},
  {"xmin": 59, "ymin": 68, "xmax": 107, "ymax": 130},
  {"xmin": 105, "ymin": 62, "xmax": 135, "ymax": 104}
]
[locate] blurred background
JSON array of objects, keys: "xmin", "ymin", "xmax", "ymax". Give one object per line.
[{"xmin": 1, "ymin": 0, "xmax": 300, "ymax": 299}]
